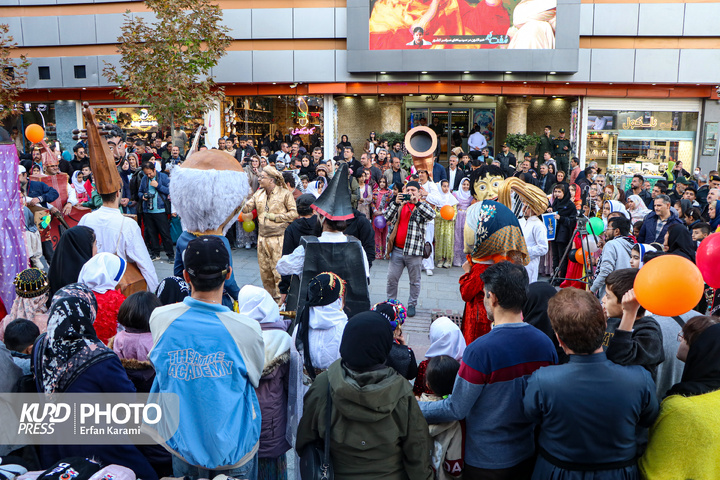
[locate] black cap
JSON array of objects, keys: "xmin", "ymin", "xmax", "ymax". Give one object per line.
[
  {"xmin": 710, "ymin": 174, "xmax": 720, "ymax": 182},
  {"xmin": 183, "ymin": 235, "xmax": 230, "ymax": 279},
  {"xmin": 559, "ymin": 128, "xmax": 566, "ymax": 133}
]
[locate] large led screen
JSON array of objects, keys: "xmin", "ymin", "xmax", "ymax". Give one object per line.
[{"xmin": 368, "ymin": 0, "xmax": 557, "ymax": 50}]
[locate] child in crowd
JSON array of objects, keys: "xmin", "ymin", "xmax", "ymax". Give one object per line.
[
  {"xmin": 429, "ymin": 179, "xmax": 458, "ymax": 269},
  {"xmin": 372, "ymin": 300, "xmax": 417, "ymax": 380},
  {"xmin": 111, "ymin": 291, "xmax": 161, "ymax": 392},
  {"xmin": 422, "ymin": 355, "xmax": 464, "ymax": 480},
  {"xmin": 237, "ymin": 285, "xmax": 293, "ymax": 479},
  {"xmin": 633, "ymin": 221, "xmax": 643, "ymax": 238},
  {"xmin": 413, "ymin": 317, "xmax": 466, "ymax": 396},
  {"xmin": 601, "ymin": 268, "xmax": 664, "ymax": 379},
  {"xmin": 78, "ymin": 253, "xmax": 127, "ymax": 344},
  {"xmin": 4, "ymin": 318, "xmax": 40, "ymax": 375},
  {"xmin": 692, "ymin": 222, "xmax": 711, "ymax": 245}
]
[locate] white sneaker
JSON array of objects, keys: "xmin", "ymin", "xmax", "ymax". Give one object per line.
[
  {"xmin": 426, "ymin": 269, "xmax": 434, "ymax": 276},
  {"xmin": 245, "ymin": 243, "xmax": 251, "ymax": 249}
]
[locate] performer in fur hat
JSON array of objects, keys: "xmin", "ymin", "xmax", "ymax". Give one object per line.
[{"xmin": 170, "ymin": 149, "xmax": 250, "ymax": 307}]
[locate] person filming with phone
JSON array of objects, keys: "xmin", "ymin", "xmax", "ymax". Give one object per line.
[{"xmin": 385, "ymin": 181, "xmax": 436, "ymax": 318}]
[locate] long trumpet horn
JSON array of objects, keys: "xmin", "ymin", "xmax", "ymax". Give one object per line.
[{"xmin": 404, "ymin": 126, "xmax": 437, "ymax": 179}]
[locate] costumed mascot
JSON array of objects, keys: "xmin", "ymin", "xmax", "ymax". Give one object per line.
[
  {"xmin": 169, "ymin": 149, "xmax": 249, "ymax": 308},
  {"xmin": 459, "ymin": 165, "xmax": 548, "ymax": 345}
]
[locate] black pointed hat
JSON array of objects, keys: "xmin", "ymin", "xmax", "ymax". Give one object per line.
[{"xmin": 312, "ymin": 162, "xmax": 354, "ymax": 220}]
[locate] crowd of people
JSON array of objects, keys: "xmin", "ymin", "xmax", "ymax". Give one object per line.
[{"xmin": 2, "ymin": 121, "xmax": 720, "ymax": 480}]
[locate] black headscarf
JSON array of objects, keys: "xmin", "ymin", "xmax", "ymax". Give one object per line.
[
  {"xmin": 155, "ymin": 276, "xmax": 191, "ymax": 305},
  {"xmin": 48, "ymin": 226, "xmax": 95, "ymax": 300},
  {"xmin": 522, "ymin": 282, "xmax": 567, "ymax": 363},
  {"xmin": 677, "ymin": 199, "xmax": 693, "ymax": 219},
  {"xmin": 296, "ymin": 272, "xmax": 347, "ymax": 379},
  {"xmin": 667, "ymin": 323, "xmax": 720, "ymax": 397},
  {"xmin": 340, "ymin": 311, "xmax": 393, "ymax": 371},
  {"xmin": 550, "ymin": 182, "xmax": 574, "ymax": 217},
  {"xmin": 40, "ymin": 283, "xmax": 113, "ymax": 393},
  {"xmin": 667, "ymin": 224, "xmax": 697, "ymax": 263}
]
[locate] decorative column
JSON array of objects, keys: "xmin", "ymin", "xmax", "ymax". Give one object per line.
[
  {"xmin": 204, "ymin": 101, "xmax": 222, "ymax": 149},
  {"xmin": 323, "ymin": 93, "xmax": 336, "ymax": 158},
  {"xmin": 379, "ymin": 95, "xmax": 403, "ymax": 134},
  {"xmin": 505, "ymin": 97, "xmax": 532, "ymax": 135}
]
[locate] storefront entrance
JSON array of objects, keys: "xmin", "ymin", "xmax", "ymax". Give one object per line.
[{"xmin": 406, "ymin": 104, "xmax": 495, "ymax": 164}]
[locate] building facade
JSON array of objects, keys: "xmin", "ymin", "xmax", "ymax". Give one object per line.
[{"xmin": 4, "ymin": 0, "xmax": 720, "ymax": 174}]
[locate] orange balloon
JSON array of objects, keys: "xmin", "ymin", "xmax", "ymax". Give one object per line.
[
  {"xmin": 440, "ymin": 205, "xmax": 455, "ymax": 221},
  {"xmin": 574, "ymin": 248, "xmax": 585, "ymax": 264},
  {"xmin": 634, "ymin": 255, "xmax": 704, "ymax": 316},
  {"xmin": 25, "ymin": 124, "xmax": 45, "ymax": 144}
]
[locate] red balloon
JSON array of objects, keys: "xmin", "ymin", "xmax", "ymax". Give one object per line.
[
  {"xmin": 25, "ymin": 124, "xmax": 44, "ymax": 144},
  {"xmin": 697, "ymin": 233, "xmax": 720, "ymax": 288},
  {"xmin": 634, "ymin": 255, "xmax": 704, "ymax": 316}
]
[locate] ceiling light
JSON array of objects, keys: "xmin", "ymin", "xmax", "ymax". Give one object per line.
[
  {"xmin": 353, "ymin": 94, "xmax": 357, "ymax": 96},
  {"xmin": 421, "ymin": 71, "xmax": 428, "ymax": 74},
  {"xmin": 523, "ymin": 81, "xmax": 527, "ymax": 84},
  {"xmin": 409, "ymin": 94, "xmax": 414, "ymax": 96},
  {"xmin": 549, "ymin": 71, "xmax": 556, "ymax": 75},
  {"xmin": 609, "ymin": 82, "xmax": 613, "ymax": 85},
  {"xmin": 380, "ymin": 71, "xmax": 386, "ymax": 74},
  {"xmin": 652, "ymin": 83, "xmax": 656, "ymax": 85},
  {"xmin": 380, "ymin": 93, "xmax": 385, "ymax": 96},
  {"xmin": 505, "ymin": 71, "xmax": 512, "ymax": 74},
  {"xmin": 565, "ymin": 82, "xmax": 570, "ymax": 85},
  {"xmin": 463, "ymin": 71, "xmax": 470, "ymax": 74},
  {"xmin": 552, "ymin": 95, "xmax": 557, "ymax": 98}
]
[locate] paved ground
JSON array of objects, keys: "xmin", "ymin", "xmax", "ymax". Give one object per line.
[
  {"xmin": 153, "ymin": 247, "xmax": 467, "ymax": 358},
  {"xmin": 153, "ymin": 248, "xmax": 466, "ymax": 479}
]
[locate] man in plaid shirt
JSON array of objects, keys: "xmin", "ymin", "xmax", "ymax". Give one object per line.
[{"xmin": 385, "ymin": 181, "xmax": 436, "ymax": 317}]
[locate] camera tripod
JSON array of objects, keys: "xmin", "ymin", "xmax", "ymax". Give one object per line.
[{"xmin": 549, "ymin": 215, "xmax": 600, "ymax": 287}]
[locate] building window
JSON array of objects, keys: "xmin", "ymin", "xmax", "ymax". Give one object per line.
[
  {"xmin": 74, "ymin": 65, "xmax": 87, "ymax": 79},
  {"xmin": 38, "ymin": 66, "xmax": 50, "ymax": 80}
]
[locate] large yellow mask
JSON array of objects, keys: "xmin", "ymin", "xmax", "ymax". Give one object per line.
[{"xmin": 469, "ymin": 165, "xmax": 506, "ymax": 202}]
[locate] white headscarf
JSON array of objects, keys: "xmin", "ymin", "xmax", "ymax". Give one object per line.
[
  {"xmin": 427, "ymin": 182, "xmax": 459, "ymax": 208},
  {"xmin": 633, "ymin": 243, "xmax": 657, "ymax": 268},
  {"xmin": 425, "ymin": 317, "xmax": 466, "ymax": 361},
  {"xmin": 454, "ymin": 178, "xmax": 473, "ymax": 202},
  {"xmin": 237, "ymin": 285, "xmax": 280, "ymax": 324},
  {"xmin": 305, "ymin": 178, "xmax": 327, "ymax": 199},
  {"xmin": 72, "ymin": 171, "xmax": 86, "ymax": 195},
  {"xmin": 627, "ymin": 194, "xmax": 651, "ymax": 222},
  {"xmin": 78, "ymin": 253, "xmax": 126, "ymax": 294},
  {"xmin": 602, "ymin": 199, "xmax": 630, "ymax": 228}
]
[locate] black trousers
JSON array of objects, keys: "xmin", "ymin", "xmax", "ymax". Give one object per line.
[
  {"xmin": 551, "ymin": 240, "xmax": 570, "ymax": 279},
  {"xmin": 42, "ymin": 240, "xmax": 54, "ymax": 264},
  {"xmin": 144, "ymin": 212, "xmax": 173, "ymax": 256}
]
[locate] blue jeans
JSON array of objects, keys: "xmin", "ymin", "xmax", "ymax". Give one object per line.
[{"xmin": 172, "ymin": 453, "xmax": 258, "ymax": 480}]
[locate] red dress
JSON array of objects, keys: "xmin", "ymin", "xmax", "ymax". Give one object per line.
[
  {"xmin": 93, "ymin": 290, "xmax": 126, "ymax": 344},
  {"xmin": 560, "ymin": 232, "xmax": 586, "ymax": 290},
  {"xmin": 459, "ymin": 262, "xmax": 491, "ymax": 346}
]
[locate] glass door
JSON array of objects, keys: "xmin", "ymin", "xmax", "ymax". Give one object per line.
[{"xmin": 448, "ymin": 109, "xmax": 469, "ymax": 161}]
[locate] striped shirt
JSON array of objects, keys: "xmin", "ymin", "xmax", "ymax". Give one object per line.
[{"xmin": 420, "ymin": 322, "xmax": 557, "ymax": 469}]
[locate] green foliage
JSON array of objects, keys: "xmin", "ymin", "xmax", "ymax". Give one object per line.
[
  {"xmin": 0, "ymin": 24, "xmax": 30, "ymax": 121},
  {"xmin": 380, "ymin": 131, "xmax": 405, "ymax": 146},
  {"xmin": 505, "ymin": 132, "xmax": 542, "ymax": 155},
  {"xmin": 103, "ymin": 0, "xmax": 232, "ymax": 128},
  {"xmin": 401, "ymin": 153, "xmax": 413, "ymax": 171}
]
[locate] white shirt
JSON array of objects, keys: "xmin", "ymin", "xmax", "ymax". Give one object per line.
[
  {"xmin": 78, "ymin": 206, "xmax": 159, "ymax": 292},
  {"xmin": 519, "ymin": 216, "xmax": 548, "ymax": 283},
  {"xmin": 276, "ymin": 231, "xmax": 371, "ymax": 280},
  {"xmin": 448, "ymin": 167, "xmax": 458, "ymax": 190},
  {"xmin": 468, "ymin": 132, "xmax": 487, "ymax": 151}
]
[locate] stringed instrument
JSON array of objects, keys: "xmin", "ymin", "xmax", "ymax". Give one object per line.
[{"xmin": 73, "ymin": 102, "xmax": 147, "ymax": 296}]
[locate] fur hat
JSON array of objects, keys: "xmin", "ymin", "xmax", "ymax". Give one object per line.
[{"xmin": 170, "ymin": 150, "xmax": 249, "ymax": 235}]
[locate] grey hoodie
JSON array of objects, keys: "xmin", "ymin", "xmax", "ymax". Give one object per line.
[{"xmin": 591, "ymin": 236, "xmax": 634, "ymax": 297}]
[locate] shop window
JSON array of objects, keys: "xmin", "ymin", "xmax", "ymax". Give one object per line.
[
  {"xmin": 74, "ymin": 65, "xmax": 87, "ymax": 79},
  {"xmin": 38, "ymin": 66, "xmax": 50, "ymax": 80}
]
